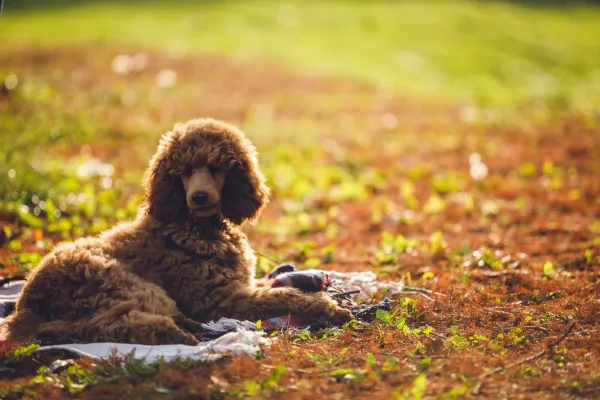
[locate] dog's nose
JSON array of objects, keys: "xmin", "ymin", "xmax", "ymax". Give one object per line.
[{"xmin": 191, "ymin": 191, "xmax": 209, "ymax": 205}]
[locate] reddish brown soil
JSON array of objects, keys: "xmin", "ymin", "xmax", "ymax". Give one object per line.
[{"xmin": 0, "ymin": 46, "xmax": 598, "ymax": 399}]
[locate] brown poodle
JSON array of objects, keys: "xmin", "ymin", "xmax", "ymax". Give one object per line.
[{"xmin": 2, "ymin": 118, "xmax": 352, "ymax": 345}]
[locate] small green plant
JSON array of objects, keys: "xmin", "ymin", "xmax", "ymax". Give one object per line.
[
  {"xmin": 27, "ymin": 362, "xmax": 98, "ymax": 395},
  {"xmin": 343, "ymin": 319, "xmax": 360, "ymax": 330},
  {"xmin": 255, "ymin": 257, "xmax": 273, "ymax": 278},
  {"xmin": 12, "ymin": 344, "xmax": 40, "ymax": 360},
  {"xmin": 94, "ymin": 353, "xmax": 157, "ymax": 380},
  {"xmin": 397, "ymin": 298, "xmax": 418, "ymax": 316},
  {"xmin": 517, "ymin": 162, "xmax": 536, "ymax": 178},
  {"xmin": 520, "ymin": 367, "xmax": 542, "ymax": 378},
  {"xmin": 8, "ymin": 253, "xmax": 43, "ymax": 273},
  {"xmin": 584, "ymin": 248, "xmax": 594, "ymax": 264},
  {"xmin": 375, "ymin": 232, "xmax": 419, "ymax": 265},
  {"xmin": 376, "ymin": 308, "xmax": 394, "ymax": 324},
  {"xmin": 235, "ymin": 364, "xmax": 286, "ymax": 397},
  {"xmin": 291, "ymin": 240, "xmax": 317, "ymax": 261},
  {"xmin": 306, "ymin": 348, "xmax": 349, "ymax": 369},
  {"xmin": 321, "ymin": 327, "xmax": 343, "ymax": 339},
  {"xmin": 422, "ymin": 194, "xmax": 447, "ymax": 215},
  {"xmin": 417, "ymin": 357, "xmax": 431, "ymax": 372},
  {"xmin": 64, "ymin": 364, "xmax": 97, "ymax": 394},
  {"xmin": 543, "ymin": 260, "xmax": 556, "ymax": 278},
  {"xmin": 446, "ymin": 326, "xmax": 470, "ymax": 351},
  {"xmin": 329, "ymin": 352, "xmax": 393, "ymax": 384},
  {"xmin": 445, "ymin": 383, "xmax": 469, "ymax": 398},
  {"xmin": 432, "ymin": 171, "xmax": 466, "ymax": 195},
  {"xmin": 399, "ymin": 180, "xmax": 419, "ymax": 210},
  {"xmin": 365, "ymin": 352, "xmax": 376, "ymax": 369},
  {"xmin": 509, "ymin": 328, "xmax": 528, "ymax": 346},
  {"xmin": 0, "ymin": 344, "xmax": 42, "ymax": 376},
  {"xmin": 463, "ymin": 248, "xmax": 509, "ymax": 269},
  {"xmin": 330, "ymin": 368, "xmax": 367, "ymax": 384},
  {"xmin": 376, "ymin": 309, "xmax": 433, "ymax": 337},
  {"xmin": 382, "ymin": 357, "xmax": 399, "ymax": 374},
  {"xmin": 469, "ymin": 334, "xmax": 490, "ymax": 345},
  {"xmin": 294, "ymin": 329, "xmax": 313, "ymax": 342},
  {"xmin": 395, "ymin": 373, "xmax": 428, "ymax": 400},
  {"xmin": 428, "ymin": 230, "xmax": 448, "ymax": 255}
]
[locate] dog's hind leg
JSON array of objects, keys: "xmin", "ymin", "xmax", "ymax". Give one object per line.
[
  {"xmin": 35, "ymin": 303, "xmax": 199, "ymax": 346},
  {"xmin": 107, "ymin": 310, "xmax": 199, "ymax": 345}
]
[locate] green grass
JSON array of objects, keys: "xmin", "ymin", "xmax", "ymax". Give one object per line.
[{"xmin": 2, "ymin": 0, "xmax": 600, "ymax": 109}]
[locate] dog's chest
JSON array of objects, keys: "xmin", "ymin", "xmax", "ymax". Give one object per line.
[{"xmin": 160, "ymin": 237, "xmax": 254, "ymax": 285}]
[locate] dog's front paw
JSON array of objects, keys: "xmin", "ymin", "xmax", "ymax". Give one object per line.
[
  {"xmin": 330, "ymin": 307, "xmax": 354, "ymax": 325},
  {"xmin": 177, "ymin": 331, "xmax": 200, "ymax": 346},
  {"xmin": 311, "ymin": 293, "xmax": 353, "ymax": 325},
  {"xmin": 174, "ymin": 314, "xmax": 206, "ymax": 334},
  {"xmin": 159, "ymin": 327, "xmax": 200, "ymax": 346}
]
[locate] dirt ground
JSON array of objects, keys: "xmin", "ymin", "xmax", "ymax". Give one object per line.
[{"xmin": 0, "ymin": 46, "xmax": 599, "ymax": 399}]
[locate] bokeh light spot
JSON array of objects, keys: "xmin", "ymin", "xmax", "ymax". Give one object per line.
[
  {"xmin": 156, "ymin": 69, "xmax": 177, "ymax": 88},
  {"xmin": 4, "ymin": 74, "xmax": 18, "ymax": 90}
]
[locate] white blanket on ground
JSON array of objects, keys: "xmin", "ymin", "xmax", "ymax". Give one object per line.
[{"xmin": 36, "ymin": 326, "xmax": 268, "ymax": 363}]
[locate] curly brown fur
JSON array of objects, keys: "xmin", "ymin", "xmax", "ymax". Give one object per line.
[{"xmin": 2, "ymin": 118, "xmax": 352, "ymax": 345}]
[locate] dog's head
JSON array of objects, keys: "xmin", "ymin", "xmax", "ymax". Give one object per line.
[{"xmin": 143, "ymin": 118, "xmax": 270, "ymax": 226}]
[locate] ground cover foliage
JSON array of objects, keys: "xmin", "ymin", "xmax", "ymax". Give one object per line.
[
  {"xmin": 1, "ymin": 2, "xmax": 600, "ymax": 398},
  {"xmin": 0, "ymin": 44, "xmax": 598, "ymax": 400}
]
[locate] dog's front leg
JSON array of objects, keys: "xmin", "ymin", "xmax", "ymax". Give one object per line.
[
  {"xmin": 217, "ymin": 286, "xmax": 353, "ymax": 325},
  {"xmin": 173, "ymin": 312, "xmax": 206, "ymax": 333}
]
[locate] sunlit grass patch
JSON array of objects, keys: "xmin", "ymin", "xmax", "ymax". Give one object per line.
[{"xmin": 3, "ymin": 1, "xmax": 600, "ymax": 109}]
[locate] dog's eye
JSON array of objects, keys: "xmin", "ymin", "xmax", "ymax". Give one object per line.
[{"xmin": 208, "ymin": 166, "xmax": 220, "ymax": 175}]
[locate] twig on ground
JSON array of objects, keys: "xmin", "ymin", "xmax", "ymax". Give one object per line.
[
  {"xmin": 330, "ymin": 289, "xmax": 361, "ymax": 298},
  {"xmin": 403, "ymin": 285, "xmax": 448, "ymax": 297},
  {"xmin": 402, "ymin": 286, "xmax": 432, "ymax": 294},
  {"xmin": 548, "ymin": 322, "xmax": 576, "ymax": 348},
  {"xmin": 255, "ymin": 252, "xmax": 281, "ymax": 266},
  {"xmin": 292, "ymin": 343, "xmax": 317, "ymax": 349},
  {"xmin": 472, "ymin": 381, "xmax": 484, "ymax": 396},
  {"xmin": 429, "ymin": 332, "xmax": 447, "ymax": 340},
  {"xmin": 500, "ymin": 349, "xmax": 547, "ymax": 374},
  {"xmin": 401, "ymin": 291, "xmax": 435, "ymax": 302},
  {"xmin": 477, "ymin": 322, "xmax": 576, "ymax": 380},
  {"xmin": 524, "ymin": 325, "xmax": 549, "ymax": 334},
  {"xmin": 495, "ymin": 323, "xmax": 506, "ymax": 335}
]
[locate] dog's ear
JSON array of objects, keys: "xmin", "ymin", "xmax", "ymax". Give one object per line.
[
  {"xmin": 143, "ymin": 131, "xmax": 188, "ymax": 224},
  {"xmin": 144, "ymin": 158, "xmax": 188, "ymax": 224},
  {"xmin": 221, "ymin": 156, "xmax": 270, "ymax": 226}
]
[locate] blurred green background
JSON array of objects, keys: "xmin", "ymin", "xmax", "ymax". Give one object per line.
[
  {"xmin": 1, "ymin": 0, "xmax": 599, "ymax": 250},
  {"xmin": 3, "ymin": 0, "xmax": 600, "ymax": 108}
]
